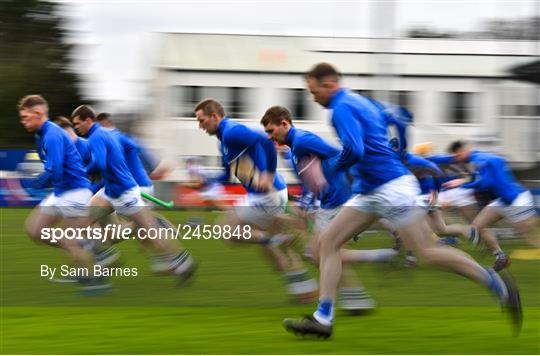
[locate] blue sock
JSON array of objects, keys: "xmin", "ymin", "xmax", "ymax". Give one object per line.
[
  {"xmin": 486, "ymin": 268, "xmax": 507, "ymax": 301},
  {"xmin": 314, "ymin": 297, "xmax": 334, "ymax": 325}
]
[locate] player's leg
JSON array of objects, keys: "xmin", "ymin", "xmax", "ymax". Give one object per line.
[
  {"xmin": 25, "ymin": 205, "xmax": 61, "ymax": 246},
  {"xmin": 338, "ymin": 267, "xmax": 375, "ymax": 312},
  {"xmin": 438, "ymin": 189, "xmax": 487, "ymax": 241},
  {"xmin": 458, "ymin": 203, "xmax": 500, "ymax": 246},
  {"xmin": 396, "ymin": 205, "xmax": 520, "ymax": 328},
  {"xmin": 44, "ymin": 188, "xmax": 109, "ymax": 292},
  {"xmin": 224, "ymin": 208, "xmax": 280, "ymax": 244},
  {"xmin": 464, "ymin": 203, "xmax": 511, "ymax": 270},
  {"xmin": 377, "ymin": 177, "xmax": 496, "ymax": 285},
  {"xmin": 89, "ymin": 192, "xmax": 115, "ymax": 224},
  {"xmin": 59, "ymin": 188, "xmax": 102, "ymax": 271},
  {"xmin": 284, "ymin": 205, "xmax": 376, "ymax": 337},
  {"xmin": 24, "ymin": 204, "xmax": 95, "ymax": 280},
  {"xmin": 234, "ymin": 190, "xmax": 318, "ymax": 302},
  {"xmin": 86, "ymin": 193, "xmax": 123, "ymax": 266},
  {"xmin": 398, "ymin": 218, "xmax": 490, "ymax": 282},
  {"xmin": 498, "ymin": 191, "xmax": 538, "ymax": 248},
  {"xmin": 439, "ymin": 196, "xmax": 508, "ymax": 269},
  {"xmin": 379, "ymin": 176, "xmax": 521, "ymax": 330},
  {"xmin": 427, "ymin": 209, "xmax": 466, "ymax": 237},
  {"xmin": 59, "ymin": 215, "xmax": 95, "ymax": 273},
  {"xmin": 112, "ymin": 187, "xmax": 195, "ymax": 280},
  {"xmin": 311, "ymin": 210, "xmax": 398, "ymax": 266},
  {"xmin": 317, "ymin": 207, "xmax": 376, "ymax": 304},
  {"xmin": 397, "ymin": 177, "xmax": 519, "ymax": 322},
  {"xmin": 516, "ymin": 216, "xmax": 539, "ymax": 247},
  {"xmin": 130, "ymin": 207, "xmax": 196, "ymax": 279}
]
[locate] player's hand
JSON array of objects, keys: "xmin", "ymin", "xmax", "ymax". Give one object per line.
[
  {"xmin": 255, "ymin": 172, "xmax": 274, "ymax": 193},
  {"xmin": 428, "ymin": 190, "xmax": 438, "ymax": 207},
  {"xmin": 442, "ymin": 178, "xmax": 466, "ymax": 189},
  {"xmin": 1, "ymin": 178, "xmax": 29, "ymax": 203},
  {"xmin": 299, "ymin": 155, "xmax": 328, "ymax": 196}
]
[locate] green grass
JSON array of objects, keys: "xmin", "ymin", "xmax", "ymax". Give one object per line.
[{"xmin": 1, "ymin": 208, "xmax": 539, "ymax": 354}]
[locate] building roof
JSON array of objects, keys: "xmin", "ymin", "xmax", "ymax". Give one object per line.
[{"xmin": 157, "ymin": 33, "xmax": 538, "ymax": 78}]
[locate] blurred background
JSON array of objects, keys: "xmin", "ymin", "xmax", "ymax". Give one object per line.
[{"xmin": 1, "ymin": 1, "xmax": 538, "ymax": 199}]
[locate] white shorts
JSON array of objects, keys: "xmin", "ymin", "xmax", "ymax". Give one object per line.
[
  {"xmin": 315, "ymin": 206, "xmax": 341, "ymax": 232},
  {"xmin": 345, "ymin": 174, "xmax": 424, "ymax": 228},
  {"xmin": 438, "ymin": 187, "xmax": 476, "ymax": 208},
  {"xmin": 417, "ymin": 194, "xmax": 439, "ymax": 214},
  {"xmin": 96, "ymin": 186, "xmax": 145, "ymax": 216},
  {"xmin": 487, "ymin": 191, "xmax": 536, "ymax": 224},
  {"xmin": 40, "ymin": 188, "xmax": 92, "ymax": 218},
  {"xmin": 139, "ymin": 185, "xmax": 154, "ymax": 196},
  {"xmin": 139, "ymin": 185, "xmax": 155, "ymax": 208},
  {"xmin": 235, "ymin": 189, "xmax": 288, "ymax": 230}
]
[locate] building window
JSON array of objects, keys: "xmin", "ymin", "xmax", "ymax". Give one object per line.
[
  {"xmin": 354, "ymin": 89, "xmax": 373, "ymax": 98},
  {"xmin": 289, "ymin": 88, "xmax": 308, "ymax": 120},
  {"xmin": 390, "ymin": 90, "xmax": 415, "ymax": 117},
  {"xmin": 183, "ymin": 86, "xmax": 201, "ymax": 117},
  {"xmin": 394, "ymin": 91, "xmax": 410, "ymax": 109},
  {"xmin": 447, "ymin": 92, "xmax": 474, "ymax": 124},
  {"xmin": 229, "ymin": 87, "xmax": 248, "ymax": 119},
  {"xmin": 170, "ymin": 86, "xmax": 182, "ymax": 117},
  {"xmin": 500, "ymin": 104, "xmax": 540, "ymax": 117},
  {"xmin": 171, "ymin": 86, "xmax": 253, "ymax": 118}
]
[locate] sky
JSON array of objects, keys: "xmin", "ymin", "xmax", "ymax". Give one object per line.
[{"xmin": 57, "ymin": 0, "xmax": 538, "ymax": 110}]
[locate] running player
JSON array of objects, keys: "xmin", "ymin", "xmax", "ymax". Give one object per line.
[
  {"xmin": 17, "ymin": 95, "xmax": 106, "ymax": 293},
  {"xmin": 428, "ymin": 142, "xmax": 512, "ymax": 270},
  {"xmin": 444, "ymin": 141, "xmax": 538, "ymax": 249},
  {"xmin": 94, "ymin": 112, "xmax": 182, "ymax": 271},
  {"xmin": 194, "ymin": 99, "xmax": 318, "ymax": 302},
  {"xmin": 283, "ymin": 63, "xmax": 521, "ymax": 338},
  {"xmin": 71, "ymin": 105, "xmax": 195, "ymax": 280},
  {"xmin": 261, "ymin": 106, "xmax": 399, "ymax": 312},
  {"xmin": 53, "ymin": 115, "xmax": 121, "ymax": 267}
]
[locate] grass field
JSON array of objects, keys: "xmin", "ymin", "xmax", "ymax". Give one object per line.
[{"xmin": 1, "ymin": 208, "xmax": 539, "ymax": 354}]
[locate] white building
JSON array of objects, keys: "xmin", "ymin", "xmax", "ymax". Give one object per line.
[{"xmin": 144, "ymin": 33, "xmax": 539, "ymax": 176}]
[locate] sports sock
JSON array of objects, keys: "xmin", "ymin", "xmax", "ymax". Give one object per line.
[
  {"xmin": 169, "ymin": 250, "xmax": 193, "ymax": 274},
  {"xmin": 313, "ymin": 297, "xmax": 334, "ymax": 326}
]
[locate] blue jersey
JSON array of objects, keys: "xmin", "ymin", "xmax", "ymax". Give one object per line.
[
  {"xmin": 427, "ymin": 154, "xmax": 474, "ymax": 190},
  {"xmin": 403, "ymin": 153, "xmax": 442, "ymax": 195},
  {"xmin": 74, "ymin": 137, "xmax": 102, "ymax": 193},
  {"xmin": 324, "ymin": 89, "xmax": 409, "ymax": 194},
  {"xmin": 463, "ymin": 151, "xmax": 526, "ymax": 205},
  {"xmin": 286, "ymin": 127, "xmax": 351, "ymax": 209},
  {"xmin": 370, "ymin": 99, "xmax": 412, "ymax": 157},
  {"xmin": 107, "ymin": 128, "xmax": 153, "ymax": 188},
  {"xmin": 74, "ymin": 137, "xmax": 91, "ymax": 165},
  {"xmin": 23, "ymin": 120, "xmax": 90, "ymax": 194},
  {"xmin": 85, "ymin": 123, "xmax": 137, "ymax": 198},
  {"xmin": 216, "ymin": 117, "xmax": 286, "ymax": 194}
]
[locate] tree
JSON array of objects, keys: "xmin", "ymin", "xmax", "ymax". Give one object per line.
[{"xmin": 0, "ymin": 0, "xmax": 85, "ymax": 147}]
